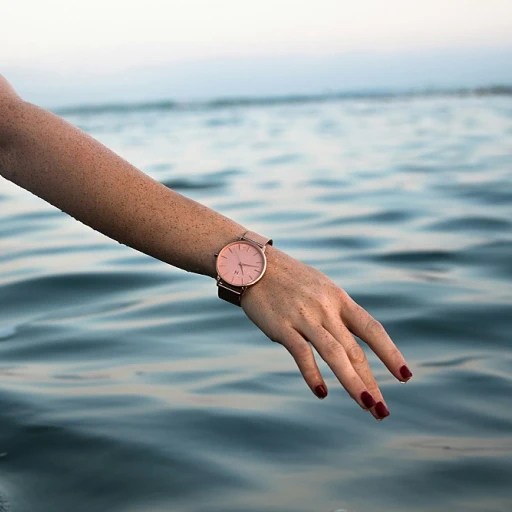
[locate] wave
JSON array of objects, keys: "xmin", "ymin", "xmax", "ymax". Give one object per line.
[{"xmin": 54, "ymin": 85, "xmax": 512, "ymax": 116}]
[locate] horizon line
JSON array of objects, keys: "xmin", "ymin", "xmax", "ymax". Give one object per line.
[{"xmin": 54, "ymin": 84, "xmax": 512, "ymax": 116}]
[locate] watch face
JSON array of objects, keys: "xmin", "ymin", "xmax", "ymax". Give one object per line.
[{"xmin": 216, "ymin": 241, "xmax": 266, "ymax": 286}]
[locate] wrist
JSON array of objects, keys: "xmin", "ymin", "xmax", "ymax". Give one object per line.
[{"xmin": 214, "ymin": 230, "xmax": 273, "ymax": 306}]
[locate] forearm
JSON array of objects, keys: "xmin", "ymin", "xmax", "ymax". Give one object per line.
[
  {"xmin": 0, "ymin": 78, "xmax": 412, "ymax": 418},
  {"xmin": 0, "ymin": 99, "xmax": 246, "ymax": 277}
]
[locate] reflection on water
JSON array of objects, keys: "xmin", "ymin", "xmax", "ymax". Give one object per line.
[{"xmin": 1, "ymin": 94, "xmax": 511, "ymax": 512}]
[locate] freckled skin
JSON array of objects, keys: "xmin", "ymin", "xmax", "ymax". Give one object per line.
[{"xmin": 0, "ymin": 74, "xmax": 412, "ymax": 419}]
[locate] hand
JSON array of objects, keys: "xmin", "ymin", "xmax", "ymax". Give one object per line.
[{"xmin": 241, "ymin": 246, "xmax": 412, "ymax": 420}]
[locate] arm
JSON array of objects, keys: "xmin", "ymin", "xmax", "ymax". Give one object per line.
[
  {"xmin": 0, "ymin": 74, "xmax": 22, "ymax": 153},
  {"xmin": 0, "ymin": 86, "xmax": 243, "ymax": 277},
  {"xmin": 0, "ymin": 75, "xmax": 411, "ymax": 420}
]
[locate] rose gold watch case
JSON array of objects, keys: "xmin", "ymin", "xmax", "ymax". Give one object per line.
[{"xmin": 215, "ymin": 240, "xmax": 267, "ymax": 287}]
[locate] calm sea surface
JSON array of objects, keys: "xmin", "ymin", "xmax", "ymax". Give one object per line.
[{"xmin": 1, "ymin": 95, "xmax": 511, "ymax": 512}]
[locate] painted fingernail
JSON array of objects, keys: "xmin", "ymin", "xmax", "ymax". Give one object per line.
[
  {"xmin": 360, "ymin": 391, "xmax": 376, "ymax": 409},
  {"xmin": 375, "ymin": 402, "xmax": 390, "ymax": 420},
  {"xmin": 315, "ymin": 384, "xmax": 328, "ymax": 399},
  {"xmin": 399, "ymin": 365, "xmax": 413, "ymax": 381}
]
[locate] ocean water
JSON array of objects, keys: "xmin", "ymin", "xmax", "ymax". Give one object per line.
[{"xmin": 1, "ymin": 94, "xmax": 511, "ymax": 512}]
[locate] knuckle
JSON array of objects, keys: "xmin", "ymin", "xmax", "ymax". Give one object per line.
[
  {"xmin": 269, "ymin": 329, "xmax": 287, "ymax": 345},
  {"xmin": 292, "ymin": 341, "xmax": 311, "ymax": 360},
  {"xmin": 318, "ymin": 299, "xmax": 330, "ymax": 315},
  {"xmin": 337, "ymin": 287, "xmax": 350, "ymax": 303},
  {"xmin": 346, "ymin": 343, "xmax": 366, "ymax": 365},
  {"xmin": 322, "ymin": 338, "xmax": 341, "ymax": 358},
  {"xmin": 365, "ymin": 318, "xmax": 384, "ymax": 338},
  {"xmin": 309, "ymin": 291, "xmax": 330, "ymax": 314},
  {"xmin": 296, "ymin": 303, "xmax": 310, "ymax": 320}
]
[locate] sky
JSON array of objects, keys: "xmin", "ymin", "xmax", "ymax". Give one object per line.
[{"xmin": 2, "ymin": 0, "xmax": 512, "ymax": 107}]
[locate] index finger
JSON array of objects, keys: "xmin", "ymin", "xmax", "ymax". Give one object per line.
[{"xmin": 341, "ymin": 297, "xmax": 413, "ymax": 383}]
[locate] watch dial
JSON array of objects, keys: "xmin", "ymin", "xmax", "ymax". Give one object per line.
[{"xmin": 217, "ymin": 241, "xmax": 265, "ymax": 286}]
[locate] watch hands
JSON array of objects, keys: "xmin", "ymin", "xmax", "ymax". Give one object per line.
[{"xmin": 233, "ymin": 251, "xmax": 245, "ymax": 275}]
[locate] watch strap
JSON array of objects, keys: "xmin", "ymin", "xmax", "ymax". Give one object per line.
[
  {"xmin": 241, "ymin": 230, "xmax": 273, "ymax": 249},
  {"xmin": 216, "ymin": 230, "xmax": 272, "ymax": 307},
  {"xmin": 217, "ymin": 281, "xmax": 243, "ymax": 306}
]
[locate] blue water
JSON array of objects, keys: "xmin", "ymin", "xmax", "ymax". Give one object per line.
[{"xmin": 1, "ymin": 94, "xmax": 512, "ymax": 512}]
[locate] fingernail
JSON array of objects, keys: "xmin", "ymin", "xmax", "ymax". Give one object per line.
[
  {"xmin": 315, "ymin": 384, "xmax": 327, "ymax": 399},
  {"xmin": 375, "ymin": 402, "xmax": 390, "ymax": 420},
  {"xmin": 399, "ymin": 365, "xmax": 413, "ymax": 381},
  {"xmin": 360, "ymin": 391, "xmax": 376, "ymax": 409}
]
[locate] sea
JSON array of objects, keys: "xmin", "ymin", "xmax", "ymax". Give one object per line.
[{"xmin": 0, "ymin": 90, "xmax": 511, "ymax": 512}]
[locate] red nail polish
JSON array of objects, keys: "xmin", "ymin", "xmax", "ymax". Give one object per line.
[
  {"xmin": 399, "ymin": 365, "xmax": 413, "ymax": 380},
  {"xmin": 360, "ymin": 391, "xmax": 376, "ymax": 409},
  {"xmin": 375, "ymin": 402, "xmax": 390, "ymax": 419},
  {"xmin": 315, "ymin": 384, "xmax": 327, "ymax": 399}
]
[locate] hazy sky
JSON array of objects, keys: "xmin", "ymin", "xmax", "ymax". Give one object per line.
[{"xmin": 2, "ymin": 0, "xmax": 512, "ymax": 106}]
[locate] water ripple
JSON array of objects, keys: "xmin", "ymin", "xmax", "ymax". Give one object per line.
[{"xmin": 1, "ymin": 95, "xmax": 511, "ymax": 512}]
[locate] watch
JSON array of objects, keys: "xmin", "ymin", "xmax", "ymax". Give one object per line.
[{"xmin": 215, "ymin": 230, "xmax": 273, "ymax": 306}]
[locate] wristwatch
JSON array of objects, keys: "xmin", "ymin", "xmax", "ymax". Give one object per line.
[{"xmin": 215, "ymin": 230, "xmax": 273, "ymax": 306}]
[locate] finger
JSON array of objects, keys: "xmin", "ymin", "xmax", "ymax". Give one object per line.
[
  {"xmin": 325, "ymin": 317, "xmax": 389, "ymax": 420},
  {"xmin": 301, "ymin": 322, "xmax": 379, "ymax": 413},
  {"xmin": 341, "ymin": 298, "xmax": 412, "ymax": 383},
  {"xmin": 278, "ymin": 328, "xmax": 329, "ymax": 400}
]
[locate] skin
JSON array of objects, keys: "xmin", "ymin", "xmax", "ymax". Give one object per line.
[{"xmin": 0, "ymin": 74, "xmax": 411, "ymax": 420}]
